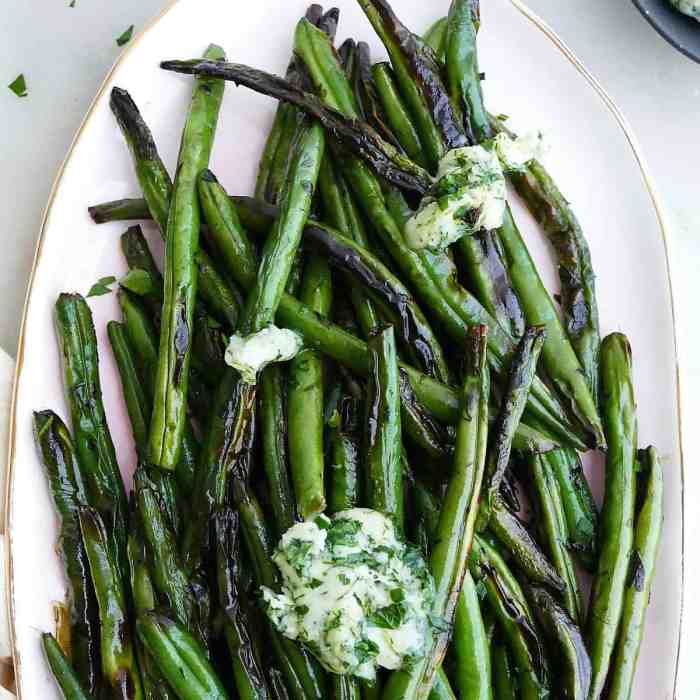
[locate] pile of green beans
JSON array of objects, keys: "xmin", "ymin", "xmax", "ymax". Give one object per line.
[{"xmin": 36, "ymin": 2, "xmax": 663, "ymax": 699}]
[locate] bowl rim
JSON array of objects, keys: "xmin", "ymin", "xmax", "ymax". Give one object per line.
[{"xmin": 632, "ymin": 0, "xmax": 700, "ymax": 65}]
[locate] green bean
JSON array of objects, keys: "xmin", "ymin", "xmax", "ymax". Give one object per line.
[
  {"xmin": 134, "ymin": 469, "xmax": 205, "ymax": 643},
  {"xmin": 259, "ymin": 366, "xmax": 297, "ymax": 535},
  {"xmin": 444, "ymin": 0, "xmax": 490, "ymax": 142},
  {"xmin": 383, "ymin": 325, "xmax": 489, "ymax": 699},
  {"xmin": 136, "ymin": 612, "xmax": 228, "ymax": 700},
  {"xmin": 456, "ymin": 230, "xmax": 526, "ymax": 342},
  {"xmin": 488, "ymin": 502, "xmax": 564, "ymax": 591},
  {"xmin": 453, "ymin": 573, "xmax": 493, "ymax": 700},
  {"xmin": 120, "ymin": 224, "xmax": 163, "ymax": 323},
  {"xmin": 215, "ymin": 508, "xmax": 273, "ymax": 700},
  {"xmin": 302, "ymin": 220, "xmax": 450, "ymax": 382},
  {"xmin": 481, "ymin": 326, "xmax": 546, "ymax": 518},
  {"xmin": 351, "ymin": 42, "xmax": 405, "ymax": 153},
  {"xmin": 33, "ymin": 411, "xmax": 100, "ymax": 695},
  {"xmin": 365, "ymin": 325, "xmax": 403, "ymax": 532},
  {"xmin": 470, "ymin": 535, "xmax": 549, "ymax": 700},
  {"xmin": 607, "ymin": 446, "xmax": 663, "ymax": 700},
  {"xmin": 127, "ymin": 523, "xmax": 176, "ymax": 700},
  {"xmin": 89, "ymin": 197, "xmax": 150, "ymax": 223},
  {"xmin": 490, "ymin": 116, "xmax": 600, "ymax": 405},
  {"xmin": 526, "ymin": 586, "xmax": 591, "ymax": 700},
  {"xmin": 356, "ymin": 0, "xmax": 466, "ymax": 169},
  {"xmin": 587, "ymin": 333, "xmax": 638, "ymax": 700},
  {"xmin": 148, "ymin": 44, "xmax": 226, "ymax": 469},
  {"xmin": 529, "ymin": 453, "xmax": 583, "ymax": 622},
  {"xmin": 234, "ymin": 479, "xmax": 326, "ymax": 700},
  {"xmin": 42, "ymin": 633, "xmax": 95, "ymax": 700},
  {"xmin": 332, "ymin": 676, "xmax": 362, "ymax": 700},
  {"xmin": 108, "ymin": 321, "xmax": 151, "ymax": 453},
  {"xmin": 428, "ymin": 673, "xmax": 457, "ymax": 700},
  {"xmin": 181, "ymin": 379, "xmax": 256, "ymax": 573},
  {"xmin": 240, "ymin": 122, "xmax": 324, "ymax": 333},
  {"xmin": 397, "ymin": 369, "xmax": 451, "ymax": 460},
  {"xmin": 542, "ymin": 447, "xmax": 598, "ymax": 572},
  {"xmin": 317, "ymin": 155, "xmax": 380, "ymax": 339},
  {"xmin": 288, "ymin": 254, "xmax": 331, "ymax": 520},
  {"xmin": 491, "ymin": 637, "xmax": 516, "ymax": 700},
  {"xmin": 117, "ymin": 289, "xmax": 198, "ymax": 496},
  {"xmin": 110, "ymin": 87, "xmax": 240, "ymax": 331},
  {"xmin": 198, "ymin": 170, "xmax": 258, "ymax": 289},
  {"xmin": 55, "ymin": 293, "xmax": 129, "ymax": 576},
  {"xmin": 79, "ymin": 507, "xmax": 143, "ymax": 699},
  {"xmin": 192, "ymin": 306, "xmax": 226, "ymax": 383},
  {"xmin": 371, "ymin": 62, "xmax": 425, "ymax": 167},
  {"xmin": 327, "ymin": 395, "xmax": 361, "ymax": 514},
  {"xmin": 445, "ymin": 17, "xmax": 604, "ymax": 445},
  {"xmin": 423, "ymin": 18, "xmax": 448, "ymax": 62}
]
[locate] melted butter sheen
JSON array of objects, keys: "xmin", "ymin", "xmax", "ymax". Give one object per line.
[{"xmin": 261, "ymin": 508, "xmax": 436, "ymax": 681}]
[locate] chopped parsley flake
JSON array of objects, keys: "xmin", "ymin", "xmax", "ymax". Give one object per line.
[
  {"xmin": 116, "ymin": 25, "xmax": 135, "ymax": 47},
  {"xmin": 87, "ymin": 276, "xmax": 117, "ymax": 298},
  {"xmin": 8, "ymin": 74, "xmax": 27, "ymax": 98}
]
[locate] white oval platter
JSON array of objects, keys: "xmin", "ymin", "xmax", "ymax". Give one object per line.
[{"xmin": 5, "ymin": 0, "xmax": 683, "ymax": 697}]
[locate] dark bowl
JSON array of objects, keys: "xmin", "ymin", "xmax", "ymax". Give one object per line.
[{"xmin": 632, "ymin": 0, "xmax": 700, "ymax": 63}]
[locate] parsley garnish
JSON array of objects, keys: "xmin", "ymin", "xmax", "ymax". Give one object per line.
[
  {"xmin": 8, "ymin": 74, "xmax": 27, "ymax": 98},
  {"xmin": 116, "ymin": 25, "xmax": 135, "ymax": 47},
  {"xmin": 327, "ymin": 518, "xmax": 361, "ymax": 548},
  {"xmin": 368, "ymin": 601, "xmax": 408, "ymax": 629},
  {"xmin": 120, "ymin": 268, "xmax": 154, "ymax": 296},
  {"xmin": 87, "ymin": 276, "xmax": 117, "ymax": 298},
  {"xmin": 354, "ymin": 639, "xmax": 380, "ymax": 664}
]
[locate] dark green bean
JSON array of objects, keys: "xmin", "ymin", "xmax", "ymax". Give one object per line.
[
  {"xmin": 79, "ymin": 507, "xmax": 143, "ymax": 698},
  {"xmin": 136, "ymin": 612, "xmax": 228, "ymax": 700},
  {"xmin": 42, "ymin": 633, "xmax": 95, "ymax": 700},
  {"xmin": 327, "ymin": 395, "xmax": 361, "ymax": 514},
  {"xmin": 529, "ymin": 453, "xmax": 583, "ymax": 622},
  {"xmin": 607, "ymin": 446, "xmax": 663, "ymax": 700},
  {"xmin": 259, "ymin": 366, "xmax": 297, "ymax": 535},
  {"xmin": 33, "ymin": 412, "xmax": 101, "ymax": 695},
  {"xmin": 470, "ymin": 535, "xmax": 549, "ymax": 700},
  {"xmin": 587, "ymin": 333, "xmax": 638, "ymax": 700},
  {"xmin": 527, "ymin": 586, "xmax": 591, "ymax": 700},
  {"xmin": 364, "ymin": 325, "xmax": 403, "ymax": 532},
  {"xmin": 215, "ymin": 508, "xmax": 273, "ymax": 700},
  {"xmin": 234, "ymin": 478, "xmax": 326, "ymax": 700},
  {"xmin": 55, "ymin": 293, "xmax": 129, "ymax": 577}
]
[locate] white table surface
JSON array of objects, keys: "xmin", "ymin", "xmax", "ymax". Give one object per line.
[{"xmin": 1, "ymin": 0, "xmax": 698, "ymax": 697}]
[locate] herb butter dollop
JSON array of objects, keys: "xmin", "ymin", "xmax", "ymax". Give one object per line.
[
  {"xmin": 261, "ymin": 508, "xmax": 436, "ymax": 680},
  {"xmin": 404, "ymin": 130, "xmax": 545, "ymax": 251},
  {"xmin": 405, "ymin": 145, "xmax": 506, "ymax": 251},
  {"xmin": 224, "ymin": 325, "xmax": 302, "ymax": 384}
]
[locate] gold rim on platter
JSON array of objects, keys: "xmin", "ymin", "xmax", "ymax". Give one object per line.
[{"xmin": 2, "ymin": 1, "xmax": 685, "ymax": 696}]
